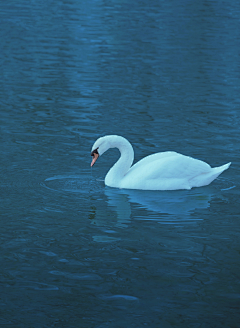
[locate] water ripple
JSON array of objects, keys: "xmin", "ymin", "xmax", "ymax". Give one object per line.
[{"xmin": 42, "ymin": 174, "xmax": 103, "ymax": 194}]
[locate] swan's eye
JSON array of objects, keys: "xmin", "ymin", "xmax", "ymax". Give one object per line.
[{"xmin": 91, "ymin": 148, "xmax": 99, "ymax": 156}]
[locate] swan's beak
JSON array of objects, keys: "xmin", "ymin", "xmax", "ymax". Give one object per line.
[
  {"xmin": 91, "ymin": 148, "xmax": 99, "ymax": 167},
  {"xmin": 91, "ymin": 153, "xmax": 99, "ymax": 167}
]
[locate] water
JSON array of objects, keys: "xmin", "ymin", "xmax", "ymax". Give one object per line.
[{"xmin": 0, "ymin": 1, "xmax": 240, "ymax": 327}]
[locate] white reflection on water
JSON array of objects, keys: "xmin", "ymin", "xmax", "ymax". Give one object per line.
[{"xmin": 105, "ymin": 187, "xmax": 213, "ymax": 225}]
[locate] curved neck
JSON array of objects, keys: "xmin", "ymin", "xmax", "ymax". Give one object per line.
[{"xmin": 105, "ymin": 136, "xmax": 134, "ymax": 187}]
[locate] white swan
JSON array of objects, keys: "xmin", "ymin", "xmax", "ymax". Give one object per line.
[{"xmin": 90, "ymin": 135, "xmax": 231, "ymax": 190}]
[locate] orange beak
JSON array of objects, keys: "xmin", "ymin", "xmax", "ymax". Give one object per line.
[{"xmin": 91, "ymin": 152, "xmax": 99, "ymax": 167}]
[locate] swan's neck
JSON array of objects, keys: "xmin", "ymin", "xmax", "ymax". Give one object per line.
[{"xmin": 105, "ymin": 136, "xmax": 134, "ymax": 187}]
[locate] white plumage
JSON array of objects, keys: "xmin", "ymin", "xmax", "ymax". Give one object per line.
[{"xmin": 91, "ymin": 135, "xmax": 231, "ymax": 191}]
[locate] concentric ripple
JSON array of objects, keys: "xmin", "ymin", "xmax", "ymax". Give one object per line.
[{"xmin": 42, "ymin": 174, "xmax": 104, "ymax": 194}]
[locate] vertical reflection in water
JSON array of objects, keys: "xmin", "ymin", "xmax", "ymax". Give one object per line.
[{"xmin": 105, "ymin": 186, "xmax": 213, "ymax": 223}]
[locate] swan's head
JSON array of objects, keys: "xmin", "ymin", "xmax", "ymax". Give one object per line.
[
  {"xmin": 90, "ymin": 136, "xmax": 112, "ymax": 167},
  {"xmin": 90, "ymin": 135, "xmax": 127, "ymax": 167}
]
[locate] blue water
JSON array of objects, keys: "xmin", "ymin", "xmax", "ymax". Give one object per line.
[{"xmin": 1, "ymin": 1, "xmax": 240, "ymax": 327}]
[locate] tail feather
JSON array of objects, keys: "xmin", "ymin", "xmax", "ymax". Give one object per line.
[
  {"xmin": 212, "ymin": 162, "xmax": 231, "ymax": 174},
  {"xmin": 190, "ymin": 162, "xmax": 231, "ymax": 188}
]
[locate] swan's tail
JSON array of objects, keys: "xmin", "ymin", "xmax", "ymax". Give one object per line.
[
  {"xmin": 212, "ymin": 162, "xmax": 231, "ymax": 175},
  {"xmin": 190, "ymin": 162, "xmax": 231, "ymax": 188}
]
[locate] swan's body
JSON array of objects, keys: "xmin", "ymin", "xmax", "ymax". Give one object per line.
[{"xmin": 91, "ymin": 135, "xmax": 231, "ymax": 191}]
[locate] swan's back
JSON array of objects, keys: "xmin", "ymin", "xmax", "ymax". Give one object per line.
[{"xmin": 128, "ymin": 152, "xmax": 210, "ymax": 179}]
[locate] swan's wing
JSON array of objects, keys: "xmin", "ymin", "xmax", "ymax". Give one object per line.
[{"xmin": 127, "ymin": 153, "xmax": 211, "ymax": 181}]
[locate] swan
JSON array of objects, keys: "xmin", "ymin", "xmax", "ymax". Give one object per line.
[{"xmin": 90, "ymin": 135, "xmax": 231, "ymax": 190}]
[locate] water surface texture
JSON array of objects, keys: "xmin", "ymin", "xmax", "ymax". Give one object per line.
[{"xmin": 1, "ymin": 1, "xmax": 240, "ymax": 327}]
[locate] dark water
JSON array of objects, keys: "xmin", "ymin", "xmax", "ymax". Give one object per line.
[{"xmin": 1, "ymin": 1, "xmax": 240, "ymax": 327}]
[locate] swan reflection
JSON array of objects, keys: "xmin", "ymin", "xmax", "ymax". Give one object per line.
[{"xmin": 105, "ymin": 186, "xmax": 214, "ymax": 225}]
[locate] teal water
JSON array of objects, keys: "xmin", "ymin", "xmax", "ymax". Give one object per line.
[{"xmin": 1, "ymin": 1, "xmax": 240, "ymax": 327}]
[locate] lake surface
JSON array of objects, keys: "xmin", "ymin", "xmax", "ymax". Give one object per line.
[{"xmin": 1, "ymin": 1, "xmax": 240, "ymax": 327}]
